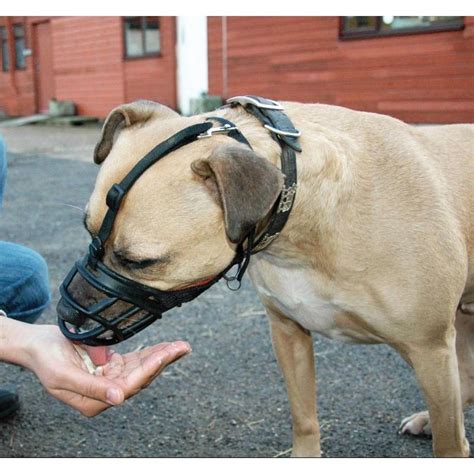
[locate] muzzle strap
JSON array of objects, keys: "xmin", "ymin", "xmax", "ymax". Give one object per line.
[
  {"xmin": 91, "ymin": 122, "xmax": 214, "ymax": 262},
  {"xmin": 58, "ymin": 119, "xmax": 253, "ymax": 346}
]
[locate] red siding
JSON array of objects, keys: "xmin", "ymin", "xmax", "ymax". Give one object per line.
[
  {"xmin": 208, "ymin": 16, "xmax": 474, "ymax": 124},
  {"xmin": 208, "ymin": 17, "xmax": 224, "ymax": 97},
  {"xmin": 0, "ymin": 16, "xmax": 177, "ymax": 118},
  {"xmin": 51, "ymin": 17, "xmax": 125, "ymax": 117}
]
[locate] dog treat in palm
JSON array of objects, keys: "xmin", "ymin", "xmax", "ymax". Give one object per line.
[{"xmin": 73, "ymin": 344, "xmax": 97, "ymax": 375}]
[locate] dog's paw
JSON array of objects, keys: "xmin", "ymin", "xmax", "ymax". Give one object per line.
[{"xmin": 399, "ymin": 411, "xmax": 432, "ymax": 437}]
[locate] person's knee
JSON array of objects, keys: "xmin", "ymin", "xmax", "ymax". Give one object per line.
[
  {"xmin": 0, "ymin": 243, "xmax": 51, "ymax": 323},
  {"xmin": 14, "ymin": 247, "xmax": 50, "ymax": 323}
]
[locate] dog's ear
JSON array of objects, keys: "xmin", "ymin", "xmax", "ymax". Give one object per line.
[
  {"xmin": 94, "ymin": 100, "xmax": 179, "ymax": 164},
  {"xmin": 191, "ymin": 145, "xmax": 284, "ymax": 244}
]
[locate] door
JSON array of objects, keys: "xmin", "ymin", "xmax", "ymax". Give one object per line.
[{"xmin": 33, "ymin": 22, "xmax": 54, "ymax": 113}]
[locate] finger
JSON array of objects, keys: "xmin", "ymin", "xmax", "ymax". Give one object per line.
[
  {"xmin": 50, "ymin": 388, "xmax": 111, "ymax": 417},
  {"xmin": 123, "ymin": 341, "xmax": 191, "ymax": 392},
  {"xmin": 146, "ymin": 342, "xmax": 191, "ymax": 370},
  {"xmin": 55, "ymin": 367, "xmax": 125, "ymax": 406},
  {"xmin": 129, "ymin": 341, "xmax": 191, "ymax": 362},
  {"xmin": 121, "ymin": 341, "xmax": 177, "ymax": 361},
  {"xmin": 97, "ymin": 342, "xmax": 184, "ymax": 376},
  {"xmin": 155, "ymin": 340, "xmax": 192, "ymax": 355}
]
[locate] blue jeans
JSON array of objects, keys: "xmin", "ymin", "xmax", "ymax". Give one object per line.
[{"xmin": 0, "ymin": 136, "xmax": 50, "ymax": 323}]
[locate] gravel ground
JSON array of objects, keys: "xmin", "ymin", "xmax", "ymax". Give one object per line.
[{"xmin": 0, "ymin": 124, "xmax": 472, "ymax": 458}]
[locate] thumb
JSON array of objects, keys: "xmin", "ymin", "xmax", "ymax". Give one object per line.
[{"xmin": 59, "ymin": 367, "xmax": 125, "ymax": 405}]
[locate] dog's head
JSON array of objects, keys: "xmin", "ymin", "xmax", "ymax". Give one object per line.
[{"xmin": 57, "ymin": 100, "xmax": 283, "ymax": 334}]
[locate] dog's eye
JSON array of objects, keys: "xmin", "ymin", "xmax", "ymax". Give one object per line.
[{"xmin": 112, "ymin": 250, "xmax": 169, "ymax": 270}]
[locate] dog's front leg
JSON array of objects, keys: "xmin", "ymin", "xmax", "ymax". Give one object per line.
[{"xmin": 267, "ymin": 307, "xmax": 320, "ymax": 457}]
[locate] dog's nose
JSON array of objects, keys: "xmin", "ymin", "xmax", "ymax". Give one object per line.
[{"xmin": 57, "ymin": 298, "xmax": 86, "ymax": 327}]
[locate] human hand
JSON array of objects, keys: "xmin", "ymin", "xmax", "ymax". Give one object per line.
[{"xmin": 19, "ymin": 324, "xmax": 191, "ymax": 416}]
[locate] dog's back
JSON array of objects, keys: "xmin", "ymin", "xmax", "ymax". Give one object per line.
[{"xmin": 286, "ymin": 102, "xmax": 474, "ymax": 296}]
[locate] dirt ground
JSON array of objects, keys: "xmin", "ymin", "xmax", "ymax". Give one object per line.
[{"xmin": 0, "ymin": 123, "xmax": 472, "ymax": 458}]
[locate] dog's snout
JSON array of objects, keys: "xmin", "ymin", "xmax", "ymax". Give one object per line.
[{"xmin": 57, "ymin": 297, "xmax": 86, "ymax": 327}]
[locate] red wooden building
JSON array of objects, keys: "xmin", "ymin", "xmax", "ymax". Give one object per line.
[
  {"xmin": 0, "ymin": 16, "xmax": 177, "ymax": 117},
  {"xmin": 1, "ymin": 16, "xmax": 473, "ymax": 123}
]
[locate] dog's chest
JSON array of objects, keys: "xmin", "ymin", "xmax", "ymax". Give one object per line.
[
  {"xmin": 248, "ymin": 261, "xmax": 346, "ymax": 340},
  {"xmin": 248, "ymin": 258, "xmax": 370, "ymax": 343}
]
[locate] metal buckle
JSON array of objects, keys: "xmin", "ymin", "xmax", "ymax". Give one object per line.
[
  {"xmin": 226, "ymin": 96, "xmax": 284, "ymax": 111},
  {"xmin": 264, "ymin": 124, "xmax": 301, "ymax": 138},
  {"xmin": 197, "ymin": 124, "xmax": 238, "ymax": 139},
  {"xmin": 89, "ymin": 237, "xmax": 104, "ymax": 260}
]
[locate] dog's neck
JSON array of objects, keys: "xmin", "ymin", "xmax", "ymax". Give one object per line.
[
  {"xmin": 210, "ymin": 106, "xmax": 290, "ymax": 246},
  {"xmin": 210, "ymin": 105, "xmax": 354, "ymax": 272}
]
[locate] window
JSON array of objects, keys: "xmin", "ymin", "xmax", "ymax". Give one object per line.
[
  {"xmin": 342, "ymin": 16, "xmax": 378, "ymax": 36},
  {"xmin": 0, "ymin": 24, "xmax": 26, "ymax": 71},
  {"xmin": 13, "ymin": 24, "xmax": 26, "ymax": 69},
  {"xmin": 123, "ymin": 17, "xmax": 160, "ymax": 58},
  {"xmin": 0, "ymin": 26, "xmax": 8, "ymax": 72},
  {"xmin": 340, "ymin": 16, "xmax": 464, "ymax": 39}
]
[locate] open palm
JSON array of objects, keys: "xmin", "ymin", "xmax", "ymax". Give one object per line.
[
  {"xmin": 24, "ymin": 324, "xmax": 190, "ymax": 417},
  {"xmin": 95, "ymin": 343, "xmax": 189, "ymax": 396}
]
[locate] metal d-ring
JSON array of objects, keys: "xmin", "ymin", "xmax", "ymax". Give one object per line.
[
  {"xmin": 226, "ymin": 96, "xmax": 284, "ymax": 111},
  {"xmin": 226, "ymin": 279, "xmax": 242, "ymax": 291},
  {"xmin": 223, "ymin": 263, "xmax": 243, "ymax": 291}
]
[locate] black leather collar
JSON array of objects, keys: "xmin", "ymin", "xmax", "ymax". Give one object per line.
[{"xmin": 225, "ymin": 95, "xmax": 301, "ymax": 254}]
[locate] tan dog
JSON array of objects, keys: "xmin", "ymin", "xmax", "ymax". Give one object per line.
[{"xmin": 74, "ymin": 99, "xmax": 474, "ymax": 457}]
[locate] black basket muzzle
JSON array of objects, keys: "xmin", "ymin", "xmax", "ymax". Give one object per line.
[
  {"xmin": 57, "ymin": 120, "xmax": 252, "ymax": 346},
  {"xmin": 58, "ymin": 253, "xmax": 242, "ymax": 346}
]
